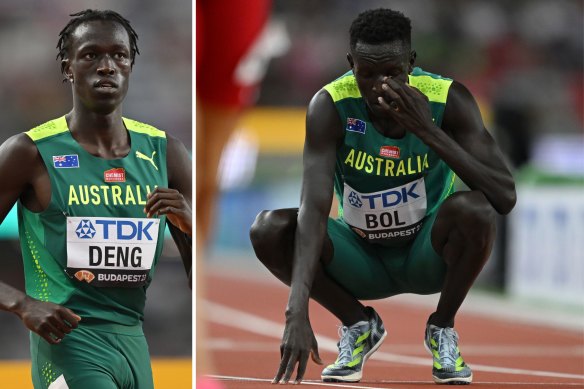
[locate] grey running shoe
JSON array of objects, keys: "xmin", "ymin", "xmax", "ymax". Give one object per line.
[
  {"xmin": 321, "ymin": 306, "xmax": 387, "ymax": 382},
  {"xmin": 424, "ymin": 324, "xmax": 473, "ymax": 385}
]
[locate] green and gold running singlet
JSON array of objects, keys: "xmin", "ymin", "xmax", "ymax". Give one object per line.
[
  {"xmin": 324, "ymin": 67, "xmax": 456, "ymax": 246},
  {"xmin": 18, "ymin": 116, "xmax": 168, "ymax": 326}
]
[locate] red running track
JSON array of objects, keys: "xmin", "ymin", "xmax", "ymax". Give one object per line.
[{"xmin": 204, "ymin": 268, "xmax": 584, "ymax": 389}]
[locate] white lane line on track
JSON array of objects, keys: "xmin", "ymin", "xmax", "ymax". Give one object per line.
[
  {"xmin": 208, "ymin": 375, "xmax": 393, "ymax": 388},
  {"xmin": 373, "ymin": 380, "xmax": 584, "ymax": 386},
  {"xmin": 206, "ymin": 301, "xmax": 584, "ymax": 381},
  {"xmin": 209, "ymin": 375, "xmax": 584, "ymax": 388}
]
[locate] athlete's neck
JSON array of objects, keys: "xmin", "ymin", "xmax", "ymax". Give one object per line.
[{"xmin": 66, "ymin": 107, "xmax": 131, "ymax": 159}]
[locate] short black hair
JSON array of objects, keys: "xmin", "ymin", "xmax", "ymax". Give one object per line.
[
  {"xmin": 57, "ymin": 9, "xmax": 140, "ymax": 70},
  {"xmin": 349, "ymin": 9, "xmax": 411, "ymax": 49}
]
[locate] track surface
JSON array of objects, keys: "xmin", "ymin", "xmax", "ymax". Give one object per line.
[{"xmin": 205, "ymin": 268, "xmax": 584, "ymax": 389}]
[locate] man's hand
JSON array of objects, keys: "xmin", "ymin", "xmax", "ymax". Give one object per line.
[
  {"xmin": 378, "ymin": 77, "xmax": 435, "ymax": 137},
  {"xmin": 273, "ymin": 315, "xmax": 323, "ymax": 384},
  {"xmin": 144, "ymin": 187, "xmax": 192, "ymax": 236},
  {"xmin": 17, "ymin": 296, "xmax": 81, "ymax": 344}
]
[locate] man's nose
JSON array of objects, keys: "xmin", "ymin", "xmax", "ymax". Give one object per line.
[{"xmin": 97, "ymin": 56, "xmax": 115, "ymax": 76}]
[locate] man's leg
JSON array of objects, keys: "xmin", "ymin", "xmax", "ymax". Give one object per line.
[
  {"xmin": 123, "ymin": 334, "xmax": 154, "ymax": 389},
  {"xmin": 250, "ymin": 208, "xmax": 367, "ymax": 325},
  {"xmin": 251, "ymin": 209, "xmax": 391, "ymax": 383},
  {"xmin": 429, "ymin": 190, "xmax": 497, "ymax": 328},
  {"xmin": 406, "ymin": 190, "xmax": 496, "ymax": 385}
]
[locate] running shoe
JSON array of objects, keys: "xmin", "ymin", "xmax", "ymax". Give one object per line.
[
  {"xmin": 424, "ymin": 323, "xmax": 473, "ymax": 385},
  {"xmin": 321, "ymin": 306, "xmax": 387, "ymax": 382}
]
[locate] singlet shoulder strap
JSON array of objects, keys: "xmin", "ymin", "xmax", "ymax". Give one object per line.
[
  {"xmin": 323, "ymin": 71, "xmax": 361, "ymax": 103},
  {"xmin": 123, "ymin": 118, "xmax": 166, "ymax": 138},
  {"xmin": 25, "ymin": 116, "xmax": 68, "ymax": 142}
]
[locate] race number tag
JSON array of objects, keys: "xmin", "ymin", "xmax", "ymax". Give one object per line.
[
  {"xmin": 66, "ymin": 216, "xmax": 159, "ymax": 287},
  {"xmin": 343, "ymin": 178, "xmax": 427, "ymax": 244}
]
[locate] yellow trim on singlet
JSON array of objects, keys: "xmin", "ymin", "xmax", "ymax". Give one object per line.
[
  {"xmin": 25, "ymin": 116, "xmax": 68, "ymax": 141},
  {"xmin": 324, "ymin": 71, "xmax": 453, "ymax": 104},
  {"xmin": 440, "ymin": 171, "xmax": 457, "ymax": 202},
  {"xmin": 324, "ymin": 74, "xmax": 362, "ymax": 102},
  {"xmin": 123, "ymin": 118, "xmax": 166, "ymax": 138},
  {"xmin": 408, "ymin": 74, "xmax": 453, "ymax": 104},
  {"xmin": 25, "ymin": 116, "xmax": 166, "ymax": 142}
]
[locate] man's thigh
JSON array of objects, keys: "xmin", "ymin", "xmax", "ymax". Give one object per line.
[
  {"xmin": 120, "ymin": 333, "xmax": 154, "ymax": 389},
  {"xmin": 324, "ymin": 218, "xmax": 402, "ymax": 299},
  {"xmin": 397, "ymin": 211, "xmax": 447, "ymax": 294}
]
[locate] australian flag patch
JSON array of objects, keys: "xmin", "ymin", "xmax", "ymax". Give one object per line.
[
  {"xmin": 53, "ymin": 154, "xmax": 79, "ymax": 168},
  {"xmin": 346, "ymin": 117, "xmax": 366, "ymax": 134}
]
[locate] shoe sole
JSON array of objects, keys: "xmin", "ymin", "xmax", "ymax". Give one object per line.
[
  {"xmin": 321, "ymin": 329, "xmax": 388, "ymax": 383},
  {"xmin": 432, "ymin": 374, "xmax": 473, "ymax": 385},
  {"xmin": 423, "ymin": 339, "xmax": 472, "ymax": 385}
]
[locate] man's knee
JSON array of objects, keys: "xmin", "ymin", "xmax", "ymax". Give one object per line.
[
  {"xmin": 249, "ymin": 208, "xmax": 297, "ymax": 260},
  {"xmin": 441, "ymin": 191, "xmax": 497, "ymax": 247}
]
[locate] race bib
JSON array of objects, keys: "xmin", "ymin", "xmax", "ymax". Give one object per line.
[
  {"xmin": 66, "ymin": 216, "xmax": 160, "ymax": 287},
  {"xmin": 343, "ymin": 178, "xmax": 427, "ymax": 245}
]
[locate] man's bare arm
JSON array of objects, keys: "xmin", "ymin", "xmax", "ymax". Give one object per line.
[
  {"xmin": 0, "ymin": 134, "xmax": 81, "ymax": 343},
  {"xmin": 274, "ymin": 89, "xmax": 344, "ymax": 384},
  {"xmin": 379, "ymin": 78, "xmax": 516, "ymax": 214},
  {"xmin": 144, "ymin": 134, "xmax": 192, "ymax": 281}
]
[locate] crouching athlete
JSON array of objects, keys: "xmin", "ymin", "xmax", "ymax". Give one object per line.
[{"xmin": 250, "ymin": 8, "xmax": 515, "ymax": 386}]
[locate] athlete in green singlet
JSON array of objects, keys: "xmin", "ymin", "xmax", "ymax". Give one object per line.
[
  {"xmin": 0, "ymin": 10, "xmax": 192, "ymax": 389},
  {"xmin": 250, "ymin": 9, "xmax": 516, "ymax": 385}
]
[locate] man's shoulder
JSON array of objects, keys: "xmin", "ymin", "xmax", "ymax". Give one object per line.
[
  {"xmin": 122, "ymin": 117, "xmax": 166, "ymax": 139},
  {"xmin": 0, "ymin": 132, "xmax": 40, "ymax": 165}
]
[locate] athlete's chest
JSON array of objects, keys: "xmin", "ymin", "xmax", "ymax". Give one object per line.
[
  {"xmin": 37, "ymin": 133, "xmax": 166, "ymax": 217},
  {"xmin": 339, "ymin": 118, "xmax": 434, "ymax": 184},
  {"xmin": 34, "ymin": 134, "xmax": 167, "ymax": 287}
]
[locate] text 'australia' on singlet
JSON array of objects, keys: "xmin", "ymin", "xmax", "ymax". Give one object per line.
[
  {"xmin": 323, "ymin": 67, "xmax": 456, "ymax": 246},
  {"xmin": 17, "ymin": 116, "xmax": 168, "ymax": 326}
]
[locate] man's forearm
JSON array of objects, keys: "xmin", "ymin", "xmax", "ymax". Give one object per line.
[
  {"xmin": 419, "ymin": 126, "xmax": 516, "ymax": 214},
  {"xmin": 286, "ymin": 208, "xmax": 328, "ymax": 318},
  {"xmin": 0, "ymin": 282, "xmax": 28, "ymax": 317},
  {"xmin": 168, "ymin": 222, "xmax": 192, "ymax": 276}
]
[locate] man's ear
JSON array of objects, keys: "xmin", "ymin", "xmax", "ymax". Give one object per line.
[
  {"xmin": 347, "ymin": 52, "xmax": 354, "ymax": 69},
  {"xmin": 61, "ymin": 59, "xmax": 73, "ymax": 82},
  {"xmin": 408, "ymin": 50, "xmax": 417, "ymax": 73}
]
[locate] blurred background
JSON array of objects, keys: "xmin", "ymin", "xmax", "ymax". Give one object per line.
[
  {"xmin": 0, "ymin": 0, "xmax": 192, "ymax": 388},
  {"xmin": 208, "ymin": 0, "xmax": 583, "ymax": 318}
]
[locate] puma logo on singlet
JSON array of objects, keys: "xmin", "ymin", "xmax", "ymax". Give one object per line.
[{"xmin": 136, "ymin": 150, "xmax": 158, "ymax": 171}]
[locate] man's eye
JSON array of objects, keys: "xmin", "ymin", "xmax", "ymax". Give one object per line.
[
  {"xmin": 115, "ymin": 53, "xmax": 128, "ymax": 59},
  {"xmin": 84, "ymin": 53, "xmax": 96, "ymax": 60}
]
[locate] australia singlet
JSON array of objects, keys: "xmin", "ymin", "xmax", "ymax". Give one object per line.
[
  {"xmin": 324, "ymin": 67, "xmax": 455, "ymax": 246},
  {"xmin": 17, "ymin": 116, "xmax": 168, "ymax": 326}
]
